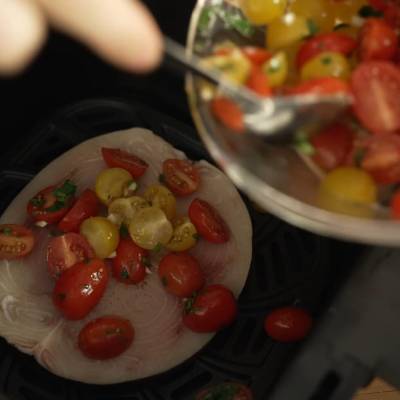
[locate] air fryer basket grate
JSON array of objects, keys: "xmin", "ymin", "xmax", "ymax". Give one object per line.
[{"xmin": 0, "ymin": 99, "xmax": 361, "ymax": 400}]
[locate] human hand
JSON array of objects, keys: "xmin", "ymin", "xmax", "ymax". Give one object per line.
[{"xmin": 0, "ymin": 0, "xmax": 162, "ymax": 75}]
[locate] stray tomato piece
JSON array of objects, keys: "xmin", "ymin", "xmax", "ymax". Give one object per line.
[
  {"xmin": 242, "ymin": 46, "xmax": 272, "ymax": 65},
  {"xmin": 245, "ymin": 65, "xmax": 272, "ymax": 97},
  {"xmin": 210, "ymin": 97, "xmax": 245, "ymax": 133},
  {"xmin": 0, "ymin": 224, "xmax": 34, "ymax": 260}
]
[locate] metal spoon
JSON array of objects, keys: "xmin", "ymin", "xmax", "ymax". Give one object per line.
[{"xmin": 163, "ymin": 36, "xmax": 352, "ymax": 139}]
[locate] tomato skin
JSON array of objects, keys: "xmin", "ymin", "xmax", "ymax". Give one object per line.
[
  {"xmin": 242, "ymin": 46, "xmax": 272, "ymax": 65},
  {"xmin": 183, "ymin": 285, "xmax": 237, "ymax": 333},
  {"xmin": 287, "ymin": 77, "xmax": 351, "ymax": 96},
  {"xmin": 53, "ymin": 258, "xmax": 109, "ymax": 320},
  {"xmin": 245, "ymin": 65, "xmax": 272, "ymax": 97},
  {"xmin": 112, "ymin": 238, "xmax": 148, "ymax": 284},
  {"xmin": 188, "ymin": 199, "xmax": 230, "ymax": 244},
  {"xmin": 196, "ymin": 382, "xmax": 253, "ymax": 400},
  {"xmin": 162, "ymin": 159, "xmax": 200, "ymax": 197},
  {"xmin": 264, "ymin": 307, "xmax": 313, "ymax": 342},
  {"xmin": 311, "ymin": 123, "xmax": 354, "ymax": 171},
  {"xmin": 359, "ymin": 19, "xmax": 398, "ymax": 62},
  {"xmin": 351, "ymin": 61, "xmax": 400, "ymax": 135},
  {"xmin": 47, "ymin": 233, "xmax": 95, "ymax": 278},
  {"xmin": 78, "ymin": 316, "xmax": 134, "ymax": 360},
  {"xmin": 158, "ymin": 253, "xmax": 205, "ymax": 298},
  {"xmin": 210, "ymin": 97, "xmax": 245, "ymax": 133},
  {"xmin": 101, "ymin": 148, "xmax": 148, "ymax": 178},
  {"xmin": 391, "ymin": 190, "xmax": 400, "ymax": 219},
  {"xmin": 296, "ymin": 33, "xmax": 357, "ymax": 69},
  {"xmin": 58, "ymin": 189, "xmax": 100, "ymax": 233},
  {"xmin": 0, "ymin": 225, "xmax": 34, "ymax": 260}
]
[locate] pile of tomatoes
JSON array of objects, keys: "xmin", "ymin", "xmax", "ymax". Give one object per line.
[
  {"xmin": 207, "ymin": 0, "xmax": 400, "ymax": 218},
  {"xmin": 0, "ymin": 147, "xmax": 240, "ymax": 360}
]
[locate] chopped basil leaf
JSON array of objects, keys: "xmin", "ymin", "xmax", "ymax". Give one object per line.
[
  {"xmin": 119, "ymin": 224, "xmax": 129, "ymax": 238},
  {"xmin": 53, "ymin": 180, "xmax": 76, "ymax": 203},
  {"xmin": 268, "ymin": 64, "xmax": 280, "ymax": 74},
  {"xmin": 354, "ymin": 148, "xmax": 366, "ymax": 167},
  {"xmin": 120, "ymin": 268, "xmax": 130, "ymax": 280},
  {"xmin": 334, "ymin": 23, "xmax": 351, "ymax": 31},
  {"xmin": 30, "ymin": 197, "xmax": 45, "ymax": 208},
  {"xmin": 216, "ymin": 6, "xmax": 255, "ymax": 38},
  {"xmin": 153, "ymin": 243, "xmax": 163, "ymax": 253},
  {"xmin": 306, "ymin": 19, "xmax": 319, "ymax": 37},
  {"xmin": 159, "ymin": 173, "xmax": 165, "ymax": 184},
  {"xmin": 1, "ymin": 227, "xmax": 12, "ymax": 236},
  {"xmin": 293, "ymin": 131, "xmax": 315, "ymax": 156},
  {"xmin": 358, "ymin": 5, "xmax": 383, "ymax": 18},
  {"xmin": 46, "ymin": 201, "xmax": 66, "ymax": 212},
  {"xmin": 321, "ymin": 56, "xmax": 332, "ymax": 65},
  {"xmin": 142, "ymin": 256, "xmax": 152, "ymax": 268},
  {"xmin": 193, "ymin": 232, "xmax": 200, "ymax": 240},
  {"xmin": 198, "ymin": 6, "xmax": 215, "ymax": 35}
]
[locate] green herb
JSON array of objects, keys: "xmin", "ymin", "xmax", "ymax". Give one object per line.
[
  {"xmin": 198, "ymin": 6, "xmax": 215, "ymax": 35},
  {"xmin": 267, "ymin": 64, "xmax": 280, "ymax": 74},
  {"xmin": 120, "ymin": 224, "xmax": 129, "ymax": 238},
  {"xmin": 201, "ymin": 383, "xmax": 238, "ymax": 400},
  {"xmin": 293, "ymin": 131, "xmax": 315, "ymax": 156},
  {"xmin": 30, "ymin": 196, "xmax": 45, "ymax": 208},
  {"xmin": 358, "ymin": 5, "xmax": 383, "ymax": 18},
  {"xmin": 334, "ymin": 23, "xmax": 351, "ymax": 31},
  {"xmin": 216, "ymin": 6, "xmax": 255, "ymax": 38},
  {"xmin": 46, "ymin": 201, "xmax": 66, "ymax": 212},
  {"xmin": 321, "ymin": 56, "xmax": 332, "ymax": 65},
  {"xmin": 192, "ymin": 233, "xmax": 200, "ymax": 241},
  {"xmin": 1, "ymin": 227, "xmax": 12, "ymax": 236},
  {"xmin": 159, "ymin": 173, "xmax": 165, "ymax": 184},
  {"xmin": 306, "ymin": 19, "xmax": 319, "ymax": 37},
  {"xmin": 53, "ymin": 180, "xmax": 77, "ymax": 203},
  {"xmin": 184, "ymin": 295, "xmax": 195, "ymax": 314},
  {"xmin": 120, "ymin": 268, "xmax": 130, "ymax": 280},
  {"xmin": 153, "ymin": 243, "xmax": 163, "ymax": 253},
  {"xmin": 354, "ymin": 148, "xmax": 366, "ymax": 167},
  {"xmin": 142, "ymin": 256, "xmax": 152, "ymax": 268}
]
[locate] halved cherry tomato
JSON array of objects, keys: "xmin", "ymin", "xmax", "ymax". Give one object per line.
[
  {"xmin": 101, "ymin": 148, "xmax": 148, "ymax": 178},
  {"xmin": 53, "ymin": 258, "xmax": 109, "ymax": 320},
  {"xmin": 58, "ymin": 189, "xmax": 100, "ymax": 233},
  {"xmin": 390, "ymin": 190, "xmax": 400, "ymax": 219},
  {"xmin": 112, "ymin": 238, "xmax": 148, "ymax": 284},
  {"xmin": 183, "ymin": 284, "xmax": 237, "ymax": 333},
  {"xmin": 287, "ymin": 77, "xmax": 351, "ymax": 96},
  {"xmin": 242, "ymin": 46, "xmax": 272, "ymax": 65},
  {"xmin": 47, "ymin": 233, "xmax": 95, "ymax": 278},
  {"xmin": 351, "ymin": 61, "xmax": 400, "ymax": 134},
  {"xmin": 210, "ymin": 97, "xmax": 245, "ymax": 133},
  {"xmin": 311, "ymin": 123, "xmax": 354, "ymax": 171},
  {"xmin": 264, "ymin": 306, "xmax": 313, "ymax": 342},
  {"xmin": 188, "ymin": 199, "xmax": 230, "ymax": 244},
  {"xmin": 0, "ymin": 224, "xmax": 34, "ymax": 260},
  {"xmin": 245, "ymin": 65, "xmax": 272, "ymax": 97},
  {"xmin": 78, "ymin": 316, "xmax": 134, "ymax": 360},
  {"xmin": 296, "ymin": 32, "xmax": 357, "ymax": 69},
  {"xmin": 359, "ymin": 18, "xmax": 398, "ymax": 61},
  {"xmin": 158, "ymin": 253, "xmax": 205, "ymax": 297},
  {"xmin": 162, "ymin": 159, "xmax": 200, "ymax": 197},
  {"xmin": 27, "ymin": 180, "xmax": 76, "ymax": 224},
  {"xmin": 196, "ymin": 382, "xmax": 253, "ymax": 400}
]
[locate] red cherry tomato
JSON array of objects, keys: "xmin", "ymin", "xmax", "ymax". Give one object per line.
[
  {"xmin": 183, "ymin": 284, "xmax": 237, "ymax": 333},
  {"xmin": 53, "ymin": 258, "xmax": 109, "ymax": 320},
  {"xmin": 351, "ymin": 61, "xmax": 400, "ymax": 135},
  {"xmin": 390, "ymin": 190, "xmax": 400, "ymax": 219},
  {"xmin": 101, "ymin": 148, "xmax": 148, "ymax": 178},
  {"xmin": 368, "ymin": 0, "xmax": 388, "ymax": 11},
  {"xmin": 58, "ymin": 189, "xmax": 100, "ymax": 233},
  {"xmin": 296, "ymin": 33, "xmax": 357, "ymax": 69},
  {"xmin": 158, "ymin": 253, "xmax": 205, "ymax": 297},
  {"xmin": 46, "ymin": 233, "xmax": 95, "ymax": 278},
  {"xmin": 242, "ymin": 46, "xmax": 272, "ymax": 65},
  {"xmin": 0, "ymin": 224, "xmax": 34, "ymax": 260},
  {"xmin": 196, "ymin": 382, "xmax": 253, "ymax": 400},
  {"xmin": 264, "ymin": 307, "xmax": 313, "ymax": 342},
  {"xmin": 78, "ymin": 316, "xmax": 134, "ymax": 360},
  {"xmin": 112, "ymin": 238, "xmax": 148, "ymax": 284},
  {"xmin": 162, "ymin": 159, "xmax": 200, "ymax": 197},
  {"xmin": 210, "ymin": 97, "xmax": 245, "ymax": 133},
  {"xmin": 287, "ymin": 77, "xmax": 351, "ymax": 96},
  {"xmin": 311, "ymin": 123, "xmax": 354, "ymax": 171},
  {"xmin": 246, "ymin": 65, "xmax": 272, "ymax": 97},
  {"xmin": 359, "ymin": 19, "xmax": 398, "ymax": 61}
]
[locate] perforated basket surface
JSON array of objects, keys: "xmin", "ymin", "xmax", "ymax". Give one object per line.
[{"xmin": 0, "ymin": 99, "xmax": 362, "ymax": 400}]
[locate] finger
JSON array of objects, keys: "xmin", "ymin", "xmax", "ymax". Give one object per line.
[
  {"xmin": 37, "ymin": 0, "xmax": 163, "ymax": 72},
  {"xmin": 0, "ymin": 0, "xmax": 46, "ymax": 75}
]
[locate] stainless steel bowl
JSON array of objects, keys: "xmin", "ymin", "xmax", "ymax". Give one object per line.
[{"xmin": 185, "ymin": 0, "xmax": 400, "ymax": 247}]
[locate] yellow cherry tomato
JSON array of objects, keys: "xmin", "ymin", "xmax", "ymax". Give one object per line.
[
  {"xmin": 80, "ymin": 217, "xmax": 120, "ymax": 259},
  {"xmin": 300, "ymin": 51, "xmax": 351, "ymax": 81},
  {"xmin": 166, "ymin": 217, "xmax": 198, "ymax": 252},
  {"xmin": 241, "ymin": 0, "xmax": 288, "ymax": 25},
  {"xmin": 289, "ymin": 0, "xmax": 333, "ymax": 33},
  {"xmin": 143, "ymin": 184, "xmax": 176, "ymax": 221},
  {"xmin": 108, "ymin": 196, "xmax": 149, "ymax": 226},
  {"xmin": 129, "ymin": 206, "xmax": 173, "ymax": 250},
  {"xmin": 267, "ymin": 13, "xmax": 310, "ymax": 49},
  {"xmin": 95, "ymin": 168, "xmax": 133, "ymax": 205},
  {"xmin": 262, "ymin": 51, "xmax": 288, "ymax": 87}
]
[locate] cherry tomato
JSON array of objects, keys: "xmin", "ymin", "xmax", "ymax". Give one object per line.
[
  {"xmin": 245, "ymin": 65, "xmax": 272, "ymax": 97},
  {"xmin": 47, "ymin": 233, "xmax": 95, "ymax": 278},
  {"xmin": 311, "ymin": 123, "xmax": 354, "ymax": 171},
  {"xmin": 242, "ymin": 46, "xmax": 272, "ymax": 65},
  {"xmin": 143, "ymin": 184, "xmax": 176, "ymax": 220},
  {"xmin": 183, "ymin": 284, "xmax": 237, "ymax": 333},
  {"xmin": 196, "ymin": 382, "xmax": 253, "ymax": 400},
  {"xmin": 188, "ymin": 199, "xmax": 230, "ymax": 244},
  {"xmin": 351, "ymin": 61, "xmax": 400, "ymax": 134},
  {"xmin": 158, "ymin": 253, "xmax": 205, "ymax": 297},
  {"xmin": 101, "ymin": 148, "xmax": 148, "ymax": 178},
  {"xmin": 359, "ymin": 18, "xmax": 398, "ymax": 61},
  {"xmin": 287, "ymin": 77, "xmax": 351, "ymax": 96},
  {"xmin": 95, "ymin": 168, "xmax": 133, "ymax": 205},
  {"xmin": 0, "ymin": 224, "xmax": 34, "ymax": 260},
  {"xmin": 210, "ymin": 97, "xmax": 245, "ymax": 133},
  {"xmin": 162, "ymin": 159, "xmax": 200, "ymax": 197},
  {"xmin": 296, "ymin": 32, "xmax": 357, "ymax": 69},
  {"xmin": 262, "ymin": 51, "xmax": 289, "ymax": 87},
  {"xmin": 241, "ymin": 0, "xmax": 288, "ymax": 25},
  {"xmin": 108, "ymin": 196, "xmax": 149, "ymax": 226},
  {"xmin": 264, "ymin": 306, "xmax": 313, "ymax": 342},
  {"xmin": 166, "ymin": 217, "xmax": 198, "ymax": 252},
  {"xmin": 112, "ymin": 238, "xmax": 148, "ymax": 284},
  {"xmin": 390, "ymin": 190, "xmax": 400, "ymax": 219},
  {"xmin": 27, "ymin": 180, "xmax": 76, "ymax": 224},
  {"xmin": 53, "ymin": 258, "xmax": 109, "ymax": 320},
  {"xmin": 78, "ymin": 316, "xmax": 134, "ymax": 360},
  {"xmin": 58, "ymin": 189, "xmax": 100, "ymax": 233}
]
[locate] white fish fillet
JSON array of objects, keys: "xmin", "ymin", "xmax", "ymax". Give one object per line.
[{"xmin": 0, "ymin": 128, "xmax": 252, "ymax": 384}]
